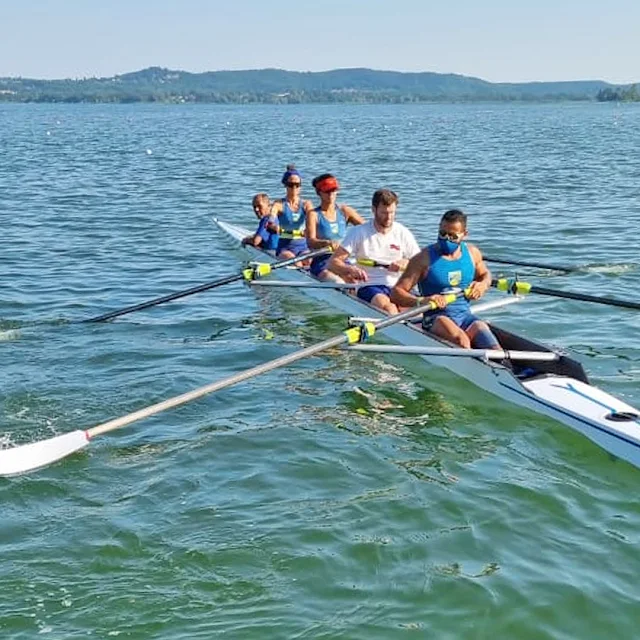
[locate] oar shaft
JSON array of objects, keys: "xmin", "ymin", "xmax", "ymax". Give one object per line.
[
  {"xmin": 250, "ymin": 280, "xmax": 359, "ymax": 289},
  {"xmin": 484, "ymin": 256, "xmax": 577, "ymax": 273},
  {"xmin": 493, "ymin": 278, "xmax": 640, "ymax": 311},
  {"xmin": 83, "ymin": 247, "xmax": 331, "ymax": 323},
  {"xmin": 88, "ymin": 296, "xmax": 449, "ymax": 438},
  {"xmin": 83, "ymin": 274, "xmax": 240, "ymax": 323},
  {"xmin": 348, "ymin": 344, "xmax": 559, "ymax": 361},
  {"xmin": 529, "ymin": 285, "xmax": 640, "ymax": 311},
  {"xmin": 89, "ymin": 333, "xmax": 347, "ymax": 437},
  {"xmin": 0, "ymin": 294, "xmax": 458, "ymax": 476}
]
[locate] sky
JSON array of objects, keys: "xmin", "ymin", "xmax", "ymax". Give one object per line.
[{"xmin": 1, "ymin": 0, "xmax": 638, "ymax": 84}]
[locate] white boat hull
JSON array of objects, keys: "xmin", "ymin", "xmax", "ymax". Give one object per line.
[{"xmin": 214, "ymin": 218, "xmax": 640, "ymax": 469}]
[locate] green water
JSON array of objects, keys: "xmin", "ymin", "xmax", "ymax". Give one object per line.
[{"xmin": 1, "ymin": 103, "xmax": 639, "ymax": 638}]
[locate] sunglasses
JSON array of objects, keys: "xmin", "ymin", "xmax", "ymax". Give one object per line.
[
  {"xmin": 438, "ymin": 230, "xmax": 465, "ymax": 241},
  {"xmin": 286, "ymin": 182, "xmax": 301, "ymax": 188}
]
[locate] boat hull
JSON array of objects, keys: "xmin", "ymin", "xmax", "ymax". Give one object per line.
[{"xmin": 214, "ymin": 218, "xmax": 640, "ymax": 468}]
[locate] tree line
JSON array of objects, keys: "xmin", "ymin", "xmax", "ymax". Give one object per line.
[
  {"xmin": 0, "ymin": 67, "xmax": 637, "ymax": 104},
  {"xmin": 596, "ymin": 84, "xmax": 639, "ymax": 102}
]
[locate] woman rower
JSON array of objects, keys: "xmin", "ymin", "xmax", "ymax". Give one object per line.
[
  {"xmin": 271, "ymin": 164, "xmax": 312, "ymax": 260},
  {"xmin": 306, "ymin": 173, "xmax": 364, "ymax": 282}
]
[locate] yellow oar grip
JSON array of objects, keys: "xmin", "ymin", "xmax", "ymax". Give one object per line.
[
  {"xmin": 280, "ymin": 229, "xmax": 305, "ymax": 239},
  {"xmin": 243, "ymin": 263, "xmax": 273, "ymax": 281},
  {"xmin": 415, "ymin": 292, "xmax": 460, "ymax": 310},
  {"xmin": 496, "ymin": 278, "xmax": 531, "ymax": 295},
  {"xmin": 344, "ymin": 322, "xmax": 376, "ymax": 344},
  {"xmin": 357, "ymin": 259, "xmax": 377, "ymax": 267}
]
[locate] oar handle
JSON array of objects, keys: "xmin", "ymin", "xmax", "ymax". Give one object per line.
[
  {"xmin": 357, "ymin": 258, "xmax": 390, "ymax": 269},
  {"xmin": 356, "ymin": 258, "xmax": 406, "ymax": 273}
]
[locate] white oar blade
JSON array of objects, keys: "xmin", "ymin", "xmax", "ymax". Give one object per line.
[{"xmin": 0, "ymin": 429, "xmax": 89, "ymax": 477}]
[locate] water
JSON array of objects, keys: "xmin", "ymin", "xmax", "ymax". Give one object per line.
[{"xmin": 1, "ymin": 102, "xmax": 639, "ymax": 638}]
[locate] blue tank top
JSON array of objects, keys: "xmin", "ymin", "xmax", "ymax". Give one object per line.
[
  {"xmin": 279, "ymin": 198, "xmax": 306, "ymax": 233},
  {"xmin": 314, "ymin": 206, "xmax": 346, "ymax": 241},
  {"xmin": 418, "ymin": 242, "xmax": 475, "ymax": 313},
  {"xmin": 255, "ymin": 215, "xmax": 279, "ymax": 250}
]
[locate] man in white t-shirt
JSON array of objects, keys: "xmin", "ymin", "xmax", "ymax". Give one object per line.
[{"xmin": 327, "ymin": 188, "xmax": 420, "ymax": 314}]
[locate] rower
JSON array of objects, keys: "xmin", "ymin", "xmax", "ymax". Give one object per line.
[
  {"xmin": 391, "ymin": 209, "xmax": 500, "ymax": 349},
  {"xmin": 305, "ymin": 173, "xmax": 365, "ymax": 282},
  {"xmin": 270, "ymin": 164, "xmax": 312, "ymax": 260},
  {"xmin": 327, "ymin": 188, "xmax": 420, "ymax": 314},
  {"xmin": 241, "ymin": 193, "xmax": 279, "ymax": 251}
]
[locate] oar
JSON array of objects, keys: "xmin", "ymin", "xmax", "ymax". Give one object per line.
[
  {"xmin": 493, "ymin": 278, "xmax": 640, "ymax": 311},
  {"xmin": 483, "ymin": 255, "xmax": 578, "ymax": 273},
  {"xmin": 348, "ymin": 344, "xmax": 559, "ymax": 361},
  {"xmin": 0, "ymin": 293, "xmax": 460, "ymax": 477},
  {"xmin": 356, "ymin": 258, "xmax": 406, "ymax": 272},
  {"xmin": 357, "ymin": 258, "xmax": 392, "ymax": 269},
  {"xmin": 250, "ymin": 280, "xmax": 359, "ymax": 289},
  {"xmin": 82, "ymin": 248, "xmax": 331, "ymax": 323}
]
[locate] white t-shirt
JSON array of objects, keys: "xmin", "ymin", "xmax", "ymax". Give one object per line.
[{"xmin": 340, "ymin": 220, "xmax": 420, "ymax": 287}]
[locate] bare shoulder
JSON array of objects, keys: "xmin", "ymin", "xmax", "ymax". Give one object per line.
[
  {"xmin": 466, "ymin": 243, "xmax": 484, "ymax": 263},
  {"xmin": 341, "ymin": 203, "xmax": 362, "ymax": 222},
  {"xmin": 414, "ymin": 246, "xmax": 431, "ymax": 268},
  {"xmin": 403, "ymin": 247, "xmax": 430, "ymax": 273},
  {"xmin": 396, "ymin": 247, "xmax": 431, "ymax": 287}
]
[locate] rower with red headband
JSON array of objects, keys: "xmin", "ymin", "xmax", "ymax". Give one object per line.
[
  {"xmin": 270, "ymin": 164, "xmax": 313, "ymax": 260},
  {"xmin": 305, "ymin": 173, "xmax": 365, "ymax": 282}
]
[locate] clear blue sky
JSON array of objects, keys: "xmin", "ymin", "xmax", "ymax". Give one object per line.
[{"xmin": 1, "ymin": 0, "xmax": 638, "ymax": 83}]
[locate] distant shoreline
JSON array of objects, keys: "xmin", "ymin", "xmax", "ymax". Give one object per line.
[{"xmin": 1, "ymin": 67, "xmax": 638, "ymax": 104}]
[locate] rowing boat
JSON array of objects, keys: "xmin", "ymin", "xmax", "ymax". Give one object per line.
[{"xmin": 214, "ymin": 217, "xmax": 640, "ymax": 469}]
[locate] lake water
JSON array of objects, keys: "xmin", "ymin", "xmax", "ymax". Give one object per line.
[{"xmin": 1, "ymin": 102, "xmax": 640, "ymax": 638}]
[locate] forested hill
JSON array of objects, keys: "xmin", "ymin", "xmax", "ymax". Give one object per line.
[{"xmin": 0, "ymin": 67, "xmax": 637, "ymax": 103}]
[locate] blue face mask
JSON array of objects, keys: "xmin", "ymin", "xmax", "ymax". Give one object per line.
[{"xmin": 437, "ymin": 237, "xmax": 460, "ymax": 255}]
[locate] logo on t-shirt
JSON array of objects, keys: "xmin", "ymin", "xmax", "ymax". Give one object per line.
[
  {"xmin": 390, "ymin": 243, "xmax": 401, "ymax": 251},
  {"xmin": 448, "ymin": 271, "xmax": 462, "ymax": 286}
]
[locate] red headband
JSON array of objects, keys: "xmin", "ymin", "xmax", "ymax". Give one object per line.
[{"xmin": 315, "ymin": 176, "xmax": 339, "ymax": 192}]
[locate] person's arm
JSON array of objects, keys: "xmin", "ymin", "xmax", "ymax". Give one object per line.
[
  {"xmin": 241, "ymin": 231, "xmax": 264, "ymax": 247},
  {"xmin": 340, "ymin": 204, "xmax": 365, "ymax": 226},
  {"xmin": 390, "ymin": 250, "xmax": 431, "ymax": 307},
  {"xmin": 243, "ymin": 217, "xmax": 268, "ymax": 247},
  {"xmin": 387, "ymin": 257, "xmax": 409, "ymax": 273},
  {"xmin": 466, "ymin": 244, "xmax": 492, "ymax": 300},
  {"xmin": 327, "ymin": 246, "xmax": 368, "ymax": 282},
  {"xmin": 270, "ymin": 200, "xmax": 283, "ymax": 232},
  {"xmin": 305, "ymin": 209, "xmax": 334, "ymax": 250},
  {"xmin": 391, "ymin": 249, "xmax": 448, "ymax": 310},
  {"xmin": 388, "ymin": 228, "xmax": 420, "ymax": 273},
  {"xmin": 265, "ymin": 214, "xmax": 279, "ymax": 233}
]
